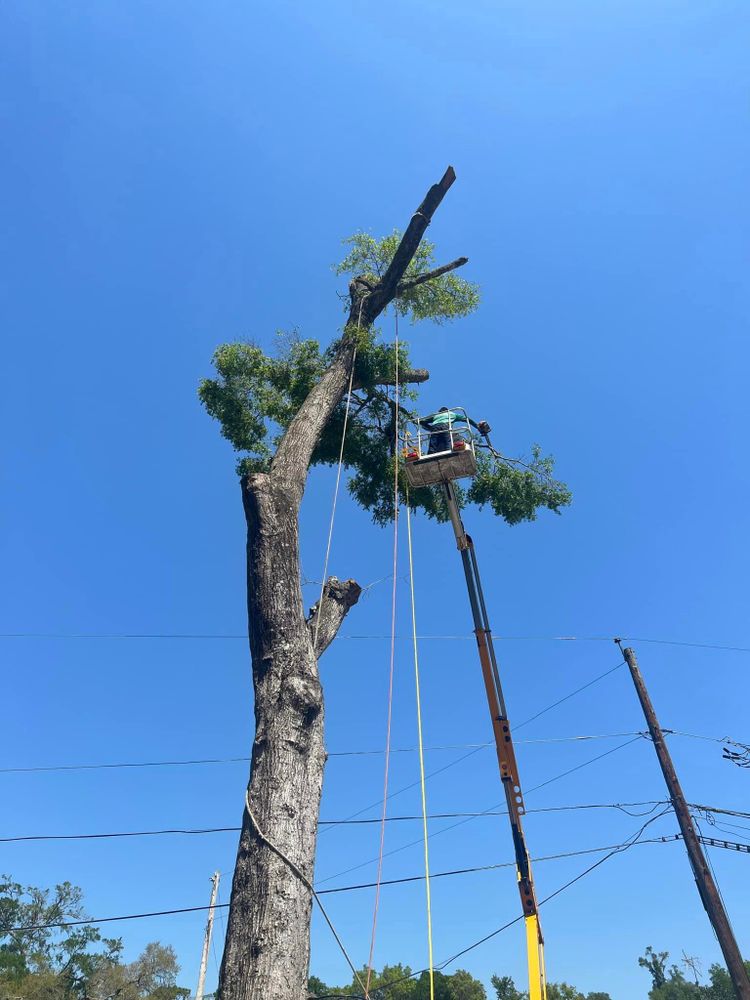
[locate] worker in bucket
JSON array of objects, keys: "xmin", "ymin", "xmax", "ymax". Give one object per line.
[{"xmin": 418, "ymin": 407, "xmax": 490, "ymax": 454}]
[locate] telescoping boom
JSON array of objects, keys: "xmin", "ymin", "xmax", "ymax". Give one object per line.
[{"xmin": 403, "ymin": 410, "xmax": 547, "ymax": 1000}]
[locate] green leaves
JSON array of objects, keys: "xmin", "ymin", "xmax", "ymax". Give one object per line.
[
  {"xmin": 335, "ymin": 230, "xmax": 480, "ymax": 324},
  {"xmin": 199, "ymin": 334, "xmax": 571, "ymax": 526},
  {"xmin": 198, "ymin": 335, "xmax": 328, "ymax": 475},
  {"xmin": 200, "ymin": 230, "xmax": 570, "ymax": 525}
]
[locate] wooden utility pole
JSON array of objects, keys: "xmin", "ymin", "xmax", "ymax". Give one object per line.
[
  {"xmin": 618, "ymin": 643, "xmax": 750, "ymax": 999},
  {"xmin": 196, "ymin": 872, "xmax": 221, "ymax": 1000}
]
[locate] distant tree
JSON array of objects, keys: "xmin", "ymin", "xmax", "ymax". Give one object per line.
[
  {"xmin": 200, "ymin": 169, "xmax": 571, "ymax": 1000},
  {"xmin": 705, "ymin": 960, "xmax": 750, "ymax": 1000},
  {"xmin": 0, "ymin": 877, "xmax": 188, "ymax": 1000},
  {"xmin": 490, "ymin": 975, "xmax": 525, "ymax": 1000},
  {"xmin": 447, "ymin": 968, "xmax": 487, "ymax": 1000},
  {"xmin": 640, "ymin": 948, "xmax": 670, "ymax": 990},
  {"xmin": 546, "ymin": 985, "xmax": 584, "ymax": 1000}
]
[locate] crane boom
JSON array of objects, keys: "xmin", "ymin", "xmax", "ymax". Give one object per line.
[{"xmin": 442, "ymin": 480, "xmax": 547, "ymax": 1000}]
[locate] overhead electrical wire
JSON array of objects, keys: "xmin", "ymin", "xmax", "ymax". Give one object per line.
[
  {"xmin": 318, "ymin": 654, "xmax": 631, "ymax": 843},
  {"xmin": 316, "ymin": 734, "xmax": 646, "ymax": 887},
  {"xmin": 3, "ymin": 729, "xmax": 735, "ymax": 776},
  {"xmin": 305, "ymin": 811, "xmax": 678, "ymax": 1000},
  {"xmin": 8, "ymin": 824, "xmax": 703, "ymax": 934},
  {"xmin": 5, "ymin": 632, "xmax": 750, "ymax": 653},
  {"xmin": 1, "ymin": 801, "xmax": 687, "ymax": 843}
]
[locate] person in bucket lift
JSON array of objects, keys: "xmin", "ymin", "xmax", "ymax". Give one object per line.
[{"xmin": 418, "ymin": 407, "xmax": 490, "ymax": 455}]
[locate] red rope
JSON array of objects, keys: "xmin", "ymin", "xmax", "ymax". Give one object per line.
[{"xmin": 364, "ymin": 312, "xmax": 401, "ymax": 997}]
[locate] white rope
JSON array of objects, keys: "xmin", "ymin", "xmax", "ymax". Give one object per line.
[
  {"xmin": 244, "ymin": 792, "xmax": 367, "ymax": 995},
  {"xmin": 312, "ymin": 309, "xmax": 362, "ymax": 654}
]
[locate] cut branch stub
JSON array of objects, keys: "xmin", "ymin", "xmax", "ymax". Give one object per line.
[
  {"xmin": 397, "ymin": 256, "xmax": 469, "ymax": 294},
  {"xmin": 307, "ymin": 577, "xmax": 362, "ymax": 657}
]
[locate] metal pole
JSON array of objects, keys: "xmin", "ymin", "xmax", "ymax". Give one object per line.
[
  {"xmin": 619, "ymin": 644, "xmax": 749, "ymax": 998},
  {"xmin": 196, "ymin": 872, "xmax": 221, "ymax": 1000}
]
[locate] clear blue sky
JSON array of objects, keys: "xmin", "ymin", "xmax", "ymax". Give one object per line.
[{"xmin": 2, "ymin": 2, "xmax": 749, "ymax": 997}]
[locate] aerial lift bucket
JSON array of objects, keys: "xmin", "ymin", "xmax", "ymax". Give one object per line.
[{"xmin": 402, "ymin": 407, "xmax": 478, "ymax": 488}]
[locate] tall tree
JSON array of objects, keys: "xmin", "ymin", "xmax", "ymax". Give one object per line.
[
  {"xmin": 200, "ymin": 168, "xmax": 570, "ymax": 1000},
  {"xmin": 0, "ymin": 877, "xmax": 188, "ymax": 1000}
]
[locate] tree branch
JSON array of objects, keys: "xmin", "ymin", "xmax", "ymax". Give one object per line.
[
  {"xmin": 348, "ymin": 166, "xmax": 459, "ymax": 327},
  {"xmin": 306, "ymin": 577, "xmax": 362, "ymax": 657},
  {"xmin": 353, "ymin": 368, "xmax": 430, "ymax": 390},
  {"xmin": 396, "ymin": 256, "xmax": 468, "ymax": 293},
  {"xmin": 272, "ymin": 167, "xmax": 459, "ymax": 493}
]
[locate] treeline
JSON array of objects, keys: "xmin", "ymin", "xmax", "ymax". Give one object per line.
[
  {"xmin": 308, "ymin": 967, "xmax": 611, "ymax": 999},
  {"xmin": 0, "ymin": 877, "xmax": 189, "ymax": 1000},
  {"xmin": 3, "ymin": 877, "xmax": 746, "ymax": 1000},
  {"xmin": 309, "ymin": 946, "xmax": 750, "ymax": 999},
  {"xmin": 638, "ymin": 946, "xmax": 750, "ymax": 999}
]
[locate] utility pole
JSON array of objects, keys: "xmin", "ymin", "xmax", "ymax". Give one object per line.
[
  {"xmin": 618, "ymin": 643, "xmax": 750, "ymax": 999},
  {"xmin": 196, "ymin": 872, "xmax": 221, "ymax": 1000}
]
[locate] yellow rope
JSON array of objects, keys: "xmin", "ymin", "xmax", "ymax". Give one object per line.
[{"xmin": 405, "ymin": 492, "xmax": 435, "ymax": 1000}]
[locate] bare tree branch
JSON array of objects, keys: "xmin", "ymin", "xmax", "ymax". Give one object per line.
[
  {"xmin": 396, "ymin": 256, "xmax": 469, "ymax": 293},
  {"xmin": 354, "ymin": 368, "xmax": 430, "ymax": 389},
  {"xmin": 273, "ymin": 167, "xmax": 460, "ymax": 492},
  {"xmin": 348, "ymin": 165, "xmax": 459, "ymax": 327},
  {"xmin": 306, "ymin": 577, "xmax": 362, "ymax": 657}
]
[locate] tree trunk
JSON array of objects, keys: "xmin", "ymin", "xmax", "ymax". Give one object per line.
[
  {"xmin": 216, "ymin": 167, "xmax": 459, "ymax": 1000},
  {"xmin": 218, "ymin": 474, "xmax": 325, "ymax": 1000}
]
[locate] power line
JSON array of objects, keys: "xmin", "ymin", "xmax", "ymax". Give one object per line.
[
  {"xmin": 12, "ymin": 828, "xmax": 749, "ymax": 937},
  {"xmin": 315, "ymin": 810, "xmax": 678, "ymax": 999},
  {"xmin": 2, "ymin": 728, "xmax": 734, "ymax": 776},
  {"xmin": 0, "ymin": 801, "xmax": 675, "ymax": 844},
  {"xmin": 319, "ymin": 657, "xmax": 628, "ymax": 838},
  {"xmin": 5, "ymin": 830, "xmax": 685, "ymax": 933},
  {"xmin": 315, "ymin": 735, "xmax": 646, "ymax": 886},
  {"xmin": 4, "ymin": 631, "xmax": 750, "ymax": 653}
]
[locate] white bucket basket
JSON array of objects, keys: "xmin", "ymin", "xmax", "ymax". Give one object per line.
[{"xmin": 402, "ymin": 407, "xmax": 479, "ymax": 488}]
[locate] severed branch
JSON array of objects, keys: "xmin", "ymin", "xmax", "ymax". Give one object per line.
[
  {"xmin": 348, "ymin": 166, "xmax": 459, "ymax": 328},
  {"xmin": 396, "ymin": 256, "xmax": 469, "ymax": 294},
  {"xmin": 272, "ymin": 167, "xmax": 460, "ymax": 490},
  {"xmin": 354, "ymin": 368, "xmax": 430, "ymax": 390},
  {"xmin": 306, "ymin": 577, "xmax": 362, "ymax": 657}
]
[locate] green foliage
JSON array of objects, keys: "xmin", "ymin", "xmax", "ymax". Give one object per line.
[
  {"xmin": 199, "ymin": 333, "xmax": 570, "ymax": 526},
  {"xmin": 308, "ymin": 966, "xmax": 485, "ymax": 999},
  {"xmin": 640, "ymin": 947, "xmax": 670, "ymax": 990},
  {"xmin": 0, "ymin": 877, "xmax": 187, "ymax": 1000},
  {"xmin": 638, "ymin": 946, "xmax": 750, "ymax": 1000},
  {"xmin": 198, "ymin": 335, "xmax": 328, "ymax": 475},
  {"xmin": 491, "ymin": 975, "xmax": 525, "ymax": 1000},
  {"xmin": 335, "ymin": 231, "xmax": 480, "ymax": 324}
]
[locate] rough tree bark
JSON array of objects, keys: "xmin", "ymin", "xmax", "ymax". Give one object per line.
[{"xmin": 217, "ymin": 167, "xmax": 465, "ymax": 1000}]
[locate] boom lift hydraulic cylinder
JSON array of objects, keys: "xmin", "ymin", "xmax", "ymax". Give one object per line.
[{"xmin": 441, "ymin": 480, "xmax": 547, "ymax": 1000}]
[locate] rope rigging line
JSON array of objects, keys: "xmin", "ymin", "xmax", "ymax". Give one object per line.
[
  {"xmin": 243, "ymin": 791, "xmax": 367, "ymax": 996},
  {"xmin": 318, "ymin": 654, "xmax": 629, "ymax": 839},
  {"xmin": 405, "ymin": 490, "xmax": 435, "ymax": 1000},
  {"xmin": 316, "ymin": 734, "xmax": 646, "ymax": 887},
  {"xmin": 364, "ymin": 312, "xmax": 401, "ymax": 998},
  {"xmin": 312, "ymin": 302, "xmax": 363, "ymax": 654}
]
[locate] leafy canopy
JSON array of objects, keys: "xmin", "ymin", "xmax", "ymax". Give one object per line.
[
  {"xmin": 335, "ymin": 230, "xmax": 480, "ymax": 323},
  {"xmin": 199, "ymin": 232, "xmax": 571, "ymax": 526}
]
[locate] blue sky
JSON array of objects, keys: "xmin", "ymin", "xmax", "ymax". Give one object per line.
[{"xmin": 2, "ymin": 1, "xmax": 749, "ymax": 997}]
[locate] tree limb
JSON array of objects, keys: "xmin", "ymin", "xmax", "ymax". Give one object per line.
[
  {"xmin": 348, "ymin": 166, "xmax": 459, "ymax": 327},
  {"xmin": 306, "ymin": 577, "xmax": 362, "ymax": 657},
  {"xmin": 354, "ymin": 368, "xmax": 430, "ymax": 389},
  {"xmin": 272, "ymin": 167, "xmax": 459, "ymax": 492},
  {"xmin": 396, "ymin": 256, "xmax": 469, "ymax": 293}
]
